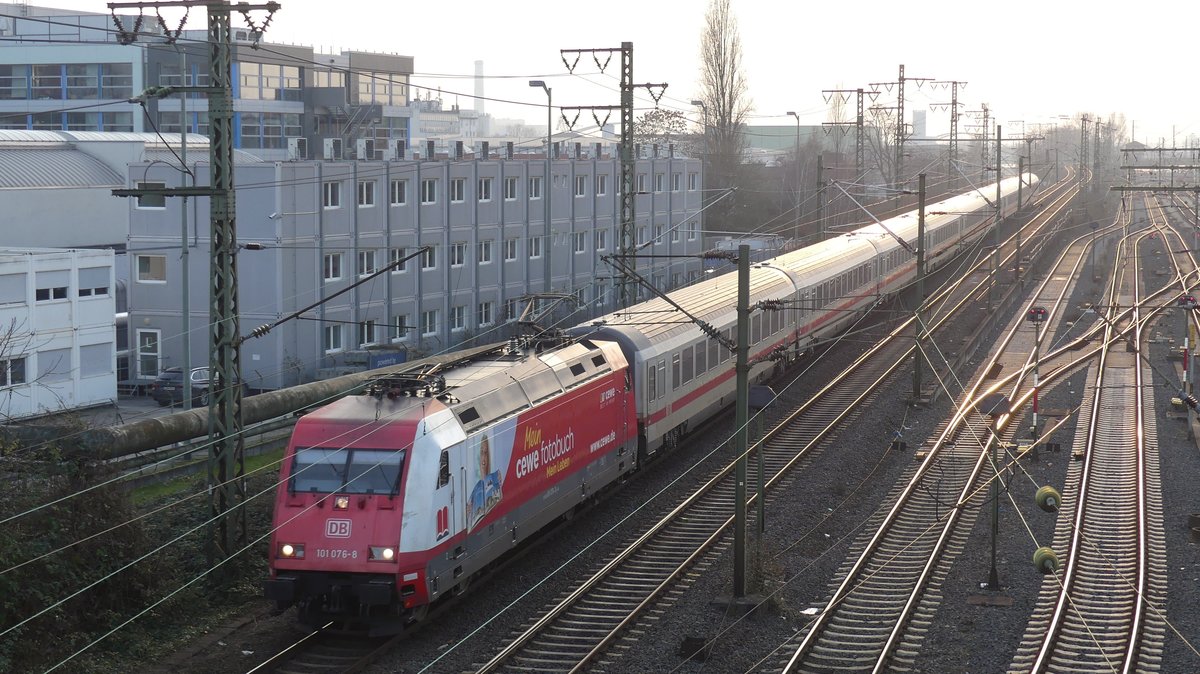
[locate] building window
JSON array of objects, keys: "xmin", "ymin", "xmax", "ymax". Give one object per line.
[
  {"xmin": 504, "ymin": 176, "xmax": 518, "ymax": 200},
  {"xmin": 135, "ymin": 181, "xmax": 166, "ymax": 209},
  {"xmin": 0, "ymin": 356, "xmax": 26, "ymax": 387},
  {"xmin": 596, "ymin": 174, "xmax": 608, "ymax": 196},
  {"xmin": 449, "ymin": 242, "xmax": 466, "ymax": 267},
  {"xmin": 450, "ymin": 178, "xmax": 465, "ymax": 203},
  {"xmin": 637, "ymin": 226, "xmax": 647, "ymax": 245},
  {"xmin": 575, "ymin": 175, "xmax": 587, "ymax": 197},
  {"xmin": 322, "ymin": 181, "xmax": 341, "ymax": 209},
  {"xmin": 357, "ymin": 250, "xmax": 377, "ymax": 277},
  {"xmin": 529, "ymin": 236, "xmax": 543, "ymax": 259},
  {"xmin": 390, "ymin": 179, "xmax": 407, "ymax": 205},
  {"xmin": 478, "ymin": 301, "xmax": 494, "ymax": 327},
  {"xmin": 323, "ymin": 252, "xmax": 343, "ymax": 281},
  {"xmin": 504, "ymin": 238, "xmax": 518, "ymax": 261},
  {"xmin": 136, "ymin": 255, "xmax": 166, "ymax": 283},
  {"xmin": 477, "ymin": 240, "xmax": 493, "ymax": 264},
  {"xmin": 421, "ymin": 178, "xmax": 437, "ymax": 204},
  {"xmin": 389, "ymin": 247, "xmax": 409, "ymax": 273},
  {"xmin": 358, "ymin": 319, "xmax": 377, "ymax": 346},
  {"xmin": 688, "ymin": 226, "xmax": 698, "ymax": 241},
  {"xmin": 478, "ymin": 177, "xmax": 493, "ymax": 202},
  {"xmin": 392, "ymin": 314, "xmax": 412, "ymax": 341},
  {"xmin": 358, "ymin": 180, "xmax": 375, "ymax": 207},
  {"xmin": 636, "ymin": 174, "xmax": 646, "ymax": 193},
  {"xmin": 136, "ymin": 329, "xmax": 160, "ymax": 378},
  {"xmin": 450, "ymin": 305, "xmax": 466, "ymax": 332},
  {"xmin": 573, "ymin": 231, "xmax": 586, "ymax": 254},
  {"xmin": 77, "ymin": 267, "xmax": 108, "ymax": 297},
  {"xmin": 421, "ymin": 246, "xmax": 437, "ymax": 270},
  {"xmin": 505, "ymin": 298, "xmax": 520, "ymax": 322},
  {"xmin": 595, "ymin": 229, "xmax": 607, "ymax": 252},
  {"xmin": 529, "ymin": 176, "xmax": 542, "ymax": 200},
  {"xmin": 655, "ymin": 225, "xmax": 664, "ymax": 245},
  {"xmin": 421, "ymin": 309, "xmax": 439, "ymax": 336},
  {"xmin": 671, "ymin": 227, "xmax": 680, "ymax": 243},
  {"xmin": 672, "ymin": 172, "xmax": 682, "ymax": 191},
  {"xmin": 688, "ymin": 172, "xmax": 699, "ymax": 190},
  {"xmin": 35, "ymin": 284, "xmax": 67, "ymax": 302},
  {"xmin": 654, "ymin": 173, "xmax": 664, "ymax": 192},
  {"xmin": 323, "ymin": 324, "xmax": 343, "ymax": 353}
]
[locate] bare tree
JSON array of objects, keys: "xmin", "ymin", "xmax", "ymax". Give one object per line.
[
  {"xmin": 865, "ymin": 105, "xmax": 898, "ymax": 188},
  {"xmin": 633, "ymin": 107, "xmax": 690, "ymax": 154},
  {"xmin": 697, "ymin": 0, "xmax": 753, "ymax": 228}
]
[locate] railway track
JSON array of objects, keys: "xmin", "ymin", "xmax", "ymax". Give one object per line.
[
  {"xmin": 1008, "ymin": 200, "xmax": 1178, "ymax": 673},
  {"xmin": 777, "ymin": 200, "xmax": 1104, "ymax": 674},
  {"xmin": 777, "ymin": 201, "xmax": 1197, "ymax": 673},
  {"xmin": 246, "ymin": 174, "xmax": 1082, "ymax": 674},
  {"xmin": 247, "ymin": 629, "xmax": 394, "ymax": 674},
  {"xmin": 457, "ymin": 179, "xmax": 1081, "ymax": 674}
]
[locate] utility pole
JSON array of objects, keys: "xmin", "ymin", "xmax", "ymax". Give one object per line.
[
  {"xmin": 109, "ymin": 0, "xmax": 280, "ymax": 566},
  {"xmin": 733, "ymin": 244, "xmax": 750, "ymax": 598},
  {"xmin": 527, "ymin": 80, "xmax": 552, "ymax": 298},
  {"xmin": 1080, "ymin": 114, "xmax": 1090, "ymax": 184},
  {"xmin": 559, "ymin": 44, "xmax": 665, "ymax": 309},
  {"xmin": 931, "ymin": 80, "xmax": 967, "ymax": 190},
  {"xmin": 179, "ymin": 49, "xmax": 191, "ymax": 411},
  {"xmin": 821, "ymin": 87, "xmax": 871, "ymax": 182},
  {"xmin": 912, "ymin": 173, "xmax": 926, "ymax": 403},
  {"xmin": 816, "ymin": 153, "xmax": 825, "ymax": 239},
  {"xmin": 870, "ymin": 64, "xmax": 932, "ymax": 189},
  {"xmin": 787, "ymin": 110, "xmax": 801, "ymax": 244},
  {"xmin": 856, "ymin": 88, "xmax": 865, "ymax": 182},
  {"xmin": 1016, "ymin": 155, "xmax": 1023, "ymax": 289},
  {"xmin": 989, "ymin": 125, "xmax": 1001, "ymax": 314},
  {"xmin": 966, "ymin": 104, "xmax": 991, "ymax": 186}
]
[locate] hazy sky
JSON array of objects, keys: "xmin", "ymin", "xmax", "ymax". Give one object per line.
[{"xmin": 38, "ymin": 0, "xmax": 1197, "ymax": 145}]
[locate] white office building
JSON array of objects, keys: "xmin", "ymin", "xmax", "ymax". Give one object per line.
[{"xmin": 0, "ymin": 247, "xmax": 116, "ymax": 419}]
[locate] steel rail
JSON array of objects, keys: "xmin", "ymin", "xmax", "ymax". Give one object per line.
[{"xmin": 470, "ymin": 177, "xmax": 1079, "ymax": 674}]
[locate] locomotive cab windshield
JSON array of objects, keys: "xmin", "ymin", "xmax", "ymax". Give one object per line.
[{"xmin": 289, "ymin": 447, "xmax": 405, "ymax": 495}]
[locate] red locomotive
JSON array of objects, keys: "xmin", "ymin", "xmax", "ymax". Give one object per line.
[{"xmin": 264, "ymin": 339, "xmax": 636, "ymax": 631}]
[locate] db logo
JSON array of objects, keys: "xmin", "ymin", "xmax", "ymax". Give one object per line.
[{"xmin": 325, "ymin": 518, "xmax": 352, "ymax": 538}]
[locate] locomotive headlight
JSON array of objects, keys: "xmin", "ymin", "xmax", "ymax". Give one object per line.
[
  {"xmin": 334, "ymin": 495, "xmax": 350, "ymax": 510},
  {"xmin": 279, "ymin": 543, "xmax": 305, "ymax": 559},
  {"xmin": 369, "ymin": 546, "xmax": 396, "ymax": 562}
]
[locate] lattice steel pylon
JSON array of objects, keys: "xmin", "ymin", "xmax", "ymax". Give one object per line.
[
  {"xmin": 931, "ymin": 80, "xmax": 967, "ymax": 189},
  {"xmin": 560, "ymin": 42, "xmax": 664, "ymax": 309},
  {"xmin": 619, "ymin": 42, "xmax": 635, "ymax": 309},
  {"xmin": 109, "ymin": 0, "xmax": 279, "ymax": 566}
]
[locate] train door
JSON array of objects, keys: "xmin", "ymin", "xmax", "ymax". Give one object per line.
[{"xmin": 642, "ymin": 357, "xmax": 666, "ymax": 453}]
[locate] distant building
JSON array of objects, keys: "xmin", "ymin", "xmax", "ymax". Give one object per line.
[
  {"xmin": 740, "ymin": 125, "xmax": 863, "ymax": 166},
  {"xmin": 0, "ymin": 3, "xmax": 415, "ymax": 161},
  {"xmin": 912, "ymin": 110, "xmax": 926, "ymax": 139},
  {"xmin": 0, "ymin": 247, "xmax": 116, "ymax": 419}
]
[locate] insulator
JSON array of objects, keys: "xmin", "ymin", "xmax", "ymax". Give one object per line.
[
  {"xmin": 1035, "ymin": 485, "xmax": 1061, "ymax": 512},
  {"xmin": 1032, "ymin": 546, "xmax": 1059, "ymax": 574}
]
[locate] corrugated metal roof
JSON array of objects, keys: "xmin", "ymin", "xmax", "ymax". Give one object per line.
[
  {"xmin": 0, "ymin": 130, "xmax": 73, "ymax": 145},
  {"xmin": 0, "ymin": 148, "xmax": 122, "ymax": 188},
  {"xmin": 61, "ymin": 131, "xmax": 211, "ymax": 147},
  {"xmin": 142, "ymin": 148, "xmax": 264, "ymax": 164}
]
